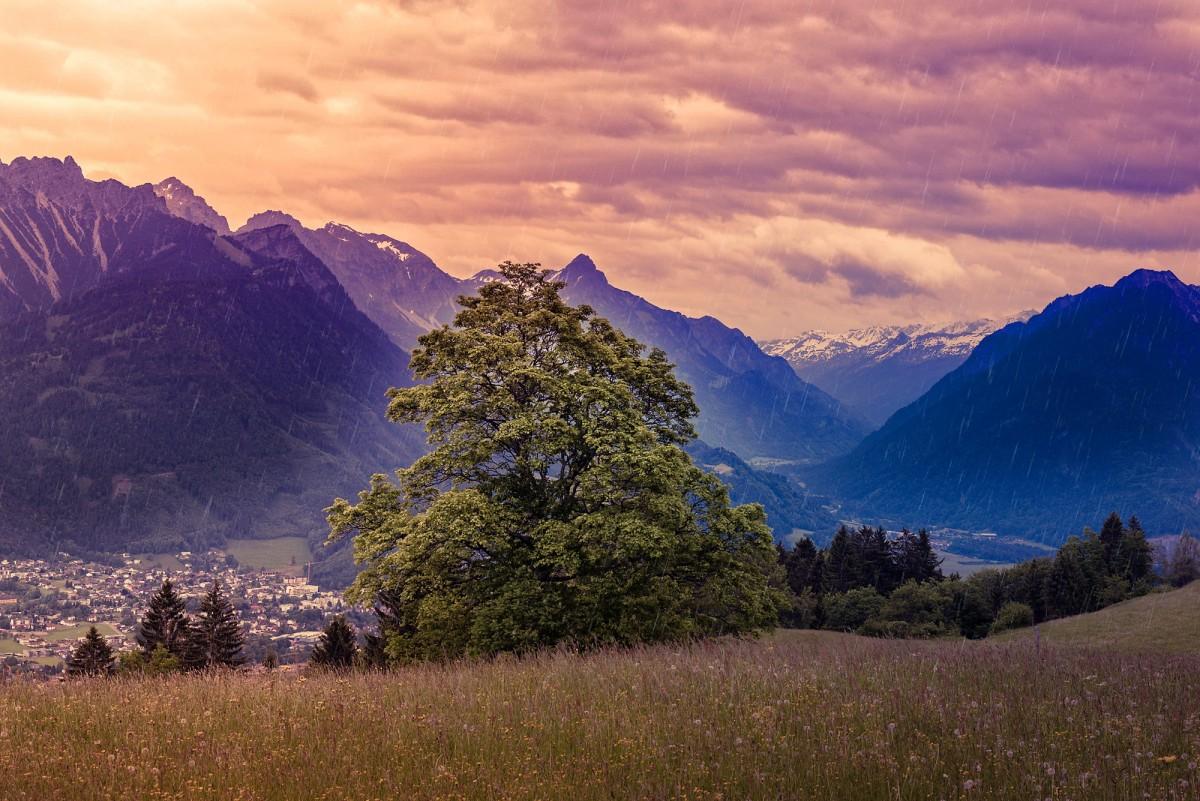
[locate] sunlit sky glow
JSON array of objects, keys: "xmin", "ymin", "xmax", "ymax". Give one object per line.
[{"xmin": 4, "ymin": 0, "xmax": 1200, "ymax": 337}]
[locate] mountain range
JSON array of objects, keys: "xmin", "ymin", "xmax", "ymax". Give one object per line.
[
  {"xmin": 0, "ymin": 158, "xmax": 424, "ymax": 564},
  {"xmin": 0, "ymin": 156, "xmax": 848, "ymax": 566},
  {"xmin": 761, "ymin": 316, "xmax": 1031, "ymax": 426},
  {"xmin": 811, "ymin": 269, "xmax": 1200, "ymax": 542},
  {"xmin": 227, "ymin": 206, "xmax": 868, "ymax": 463},
  {"xmin": 6, "ymin": 154, "xmax": 1200, "ymax": 561}
]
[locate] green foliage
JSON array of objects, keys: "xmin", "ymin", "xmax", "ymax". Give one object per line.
[
  {"xmin": 329, "ymin": 263, "xmax": 785, "ymax": 662},
  {"xmin": 116, "ymin": 650, "xmax": 147, "ymax": 676},
  {"xmin": 0, "ymin": 257, "xmax": 421, "ymax": 558},
  {"xmin": 820, "ymin": 525, "xmax": 942, "ymax": 596},
  {"xmin": 1166, "ymin": 533, "xmax": 1200, "ymax": 587},
  {"xmin": 990, "ymin": 602, "xmax": 1035, "ymax": 634},
  {"xmin": 779, "ymin": 513, "xmax": 1159, "ymax": 641},
  {"xmin": 188, "ymin": 582, "xmax": 245, "ymax": 670},
  {"xmin": 136, "ymin": 580, "xmax": 189, "ymax": 659},
  {"xmin": 65, "ymin": 626, "xmax": 115, "ymax": 678},
  {"xmin": 822, "ymin": 587, "xmax": 885, "ymax": 632},
  {"xmin": 359, "ymin": 633, "xmax": 389, "ymax": 671},
  {"xmin": 310, "ymin": 616, "xmax": 358, "ymax": 670},
  {"xmin": 870, "ymin": 580, "xmax": 955, "ymax": 638},
  {"xmin": 116, "ymin": 646, "xmax": 182, "ymax": 677}
]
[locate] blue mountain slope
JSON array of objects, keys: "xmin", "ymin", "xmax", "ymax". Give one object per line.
[{"xmin": 813, "ymin": 270, "xmax": 1200, "ymax": 542}]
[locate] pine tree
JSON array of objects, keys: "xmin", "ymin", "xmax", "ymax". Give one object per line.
[
  {"xmin": 894, "ymin": 529, "xmax": 920, "ymax": 583},
  {"xmin": 65, "ymin": 626, "xmax": 115, "ymax": 678},
  {"xmin": 824, "ymin": 526, "xmax": 852, "ymax": 593},
  {"xmin": 360, "ymin": 633, "xmax": 389, "ymax": 670},
  {"xmin": 1115, "ymin": 516, "xmax": 1153, "ymax": 585},
  {"xmin": 136, "ymin": 580, "xmax": 189, "ymax": 658},
  {"xmin": 849, "ymin": 525, "xmax": 896, "ymax": 593},
  {"xmin": 914, "ymin": 529, "xmax": 944, "ymax": 582},
  {"xmin": 1098, "ymin": 512, "xmax": 1126, "ymax": 571},
  {"xmin": 310, "ymin": 616, "xmax": 357, "ymax": 670},
  {"xmin": 188, "ymin": 582, "xmax": 245, "ymax": 670},
  {"xmin": 781, "ymin": 538, "xmax": 819, "ymax": 595}
]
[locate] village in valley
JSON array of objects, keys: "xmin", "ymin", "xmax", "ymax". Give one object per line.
[{"xmin": 0, "ymin": 547, "xmax": 356, "ymax": 676}]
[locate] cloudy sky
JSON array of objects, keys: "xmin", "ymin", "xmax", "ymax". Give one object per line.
[{"xmin": 3, "ymin": 0, "xmax": 1199, "ymax": 337}]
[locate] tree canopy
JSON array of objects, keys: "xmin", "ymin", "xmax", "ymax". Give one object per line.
[
  {"xmin": 329, "ymin": 262, "xmax": 784, "ymax": 662},
  {"xmin": 136, "ymin": 580, "xmax": 189, "ymax": 658},
  {"xmin": 186, "ymin": 581, "xmax": 245, "ymax": 669},
  {"xmin": 66, "ymin": 626, "xmax": 115, "ymax": 678}
]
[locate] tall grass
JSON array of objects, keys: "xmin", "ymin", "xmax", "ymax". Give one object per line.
[{"xmin": 1, "ymin": 631, "xmax": 1196, "ymax": 800}]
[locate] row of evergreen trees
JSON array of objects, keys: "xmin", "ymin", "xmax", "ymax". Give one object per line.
[
  {"xmin": 65, "ymin": 579, "xmax": 386, "ymax": 678},
  {"xmin": 776, "ymin": 513, "xmax": 1160, "ymax": 639},
  {"xmin": 66, "ymin": 580, "xmax": 245, "ymax": 677}
]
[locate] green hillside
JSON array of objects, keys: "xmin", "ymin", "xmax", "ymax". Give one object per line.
[{"xmin": 997, "ymin": 581, "xmax": 1200, "ymax": 653}]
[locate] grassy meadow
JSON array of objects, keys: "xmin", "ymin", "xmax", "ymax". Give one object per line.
[
  {"xmin": 225, "ymin": 537, "xmax": 313, "ymax": 576},
  {"xmin": 998, "ymin": 580, "xmax": 1200, "ymax": 653},
  {"xmin": 1, "ymin": 631, "xmax": 1197, "ymax": 800},
  {"xmin": 42, "ymin": 623, "xmax": 118, "ymax": 642}
]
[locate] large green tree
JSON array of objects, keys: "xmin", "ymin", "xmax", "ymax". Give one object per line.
[{"xmin": 329, "ymin": 262, "xmax": 784, "ymax": 662}]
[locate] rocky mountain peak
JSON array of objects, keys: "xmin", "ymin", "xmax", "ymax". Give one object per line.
[{"xmin": 153, "ymin": 177, "xmax": 231, "ymax": 235}]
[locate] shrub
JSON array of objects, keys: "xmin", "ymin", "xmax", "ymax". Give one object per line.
[
  {"xmin": 989, "ymin": 602, "xmax": 1035, "ymax": 635},
  {"xmin": 822, "ymin": 587, "xmax": 884, "ymax": 632}
]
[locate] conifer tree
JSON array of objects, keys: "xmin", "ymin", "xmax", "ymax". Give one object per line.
[
  {"xmin": 360, "ymin": 632, "xmax": 389, "ymax": 670},
  {"xmin": 1116, "ymin": 516, "xmax": 1153, "ymax": 584},
  {"xmin": 65, "ymin": 626, "xmax": 115, "ymax": 678},
  {"xmin": 1098, "ymin": 512, "xmax": 1126, "ymax": 571},
  {"xmin": 136, "ymin": 580, "xmax": 190, "ymax": 658},
  {"xmin": 188, "ymin": 581, "xmax": 245, "ymax": 670},
  {"xmin": 310, "ymin": 616, "xmax": 357, "ymax": 669},
  {"xmin": 781, "ymin": 538, "xmax": 819, "ymax": 595},
  {"xmin": 824, "ymin": 526, "xmax": 853, "ymax": 593},
  {"xmin": 914, "ymin": 529, "xmax": 944, "ymax": 582}
]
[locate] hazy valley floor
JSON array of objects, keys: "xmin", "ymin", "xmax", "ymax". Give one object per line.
[{"xmin": 1, "ymin": 631, "xmax": 1197, "ymax": 800}]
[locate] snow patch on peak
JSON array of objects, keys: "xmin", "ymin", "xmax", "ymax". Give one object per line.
[
  {"xmin": 374, "ymin": 239, "xmax": 411, "ymax": 261},
  {"xmin": 762, "ymin": 314, "xmax": 1034, "ymax": 366}
]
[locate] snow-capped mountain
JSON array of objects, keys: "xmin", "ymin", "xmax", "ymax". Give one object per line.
[{"xmin": 760, "ymin": 316, "xmax": 1032, "ymax": 426}]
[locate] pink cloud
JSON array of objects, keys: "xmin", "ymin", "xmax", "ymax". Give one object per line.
[{"xmin": 2, "ymin": 0, "xmax": 1199, "ymax": 336}]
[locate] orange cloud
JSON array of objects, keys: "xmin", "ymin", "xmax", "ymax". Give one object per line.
[{"xmin": 2, "ymin": 0, "xmax": 1198, "ymax": 336}]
